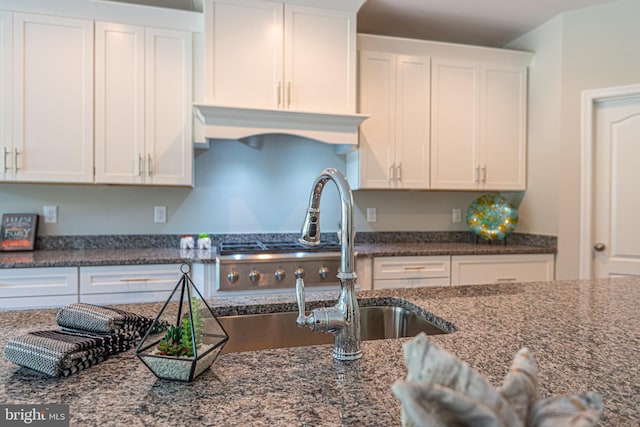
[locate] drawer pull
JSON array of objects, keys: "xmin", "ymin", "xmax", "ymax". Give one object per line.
[
  {"xmin": 496, "ymin": 277, "xmax": 517, "ymax": 283},
  {"xmin": 403, "ymin": 266, "xmax": 426, "ymax": 271},
  {"xmin": 120, "ymin": 278, "xmax": 151, "ymax": 282}
]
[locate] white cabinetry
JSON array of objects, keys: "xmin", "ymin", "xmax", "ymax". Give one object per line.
[
  {"xmin": 451, "ymin": 254, "xmax": 555, "ymax": 286},
  {"xmin": 0, "ymin": 267, "xmax": 78, "ymax": 309},
  {"xmin": 373, "ymin": 256, "xmax": 450, "ymax": 289},
  {"xmin": 348, "ymin": 51, "xmax": 430, "ymax": 189},
  {"xmin": 79, "ymin": 264, "xmax": 188, "ymax": 305},
  {"xmin": 430, "ymin": 59, "xmax": 528, "ymax": 190},
  {"xmin": 4, "ymin": 13, "xmax": 93, "ymax": 183},
  {"xmin": 204, "ymin": 0, "xmax": 357, "ymax": 114},
  {"xmin": 0, "ymin": 11, "xmax": 10, "ymax": 179},
  {"xmin": 353, "ymin": 35, "xmax": 532, "ymax": 191},
  {"xmin": 95, "ymin": 22, "xmax": 193, "ymax": 186}
]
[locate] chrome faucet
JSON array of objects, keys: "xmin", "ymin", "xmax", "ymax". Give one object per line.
[{"xmin": 295, "ymin": 168, "xmax": 362, "ymax": 361}]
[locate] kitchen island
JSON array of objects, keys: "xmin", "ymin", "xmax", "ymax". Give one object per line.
[{"xmin": 1, "ymin": 277, "xmax": 638, "ymax": 426}]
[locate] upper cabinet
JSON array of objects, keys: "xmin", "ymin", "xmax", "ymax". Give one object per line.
[
  {"xmin": 0, "ymin": 3, "xmax": 199, "ymax": 186},
  {"xmin": 4, "ymin": 13, "xmax": 94, "ymax": 183},
  {"xmin": 0, "ymin": 11, "xmax": 10, "ymax": 180},
  {"xmin": 347, "ymin": 50, "xmax": 430, "ymax": 189},
  {"xmin": 430, "ymin": 59, "xmax": 528, "ymax": 190},
  {"xmin": 196, "ymin": 0, "xmax": 367, "ymax": 145},
  {"xmin": 204, "ymin": 0, "xmax": 357, "ymax": 114},
  {"xmin": 95, "ymin": 22, "xmax": 193, "ymax": 186},
  {"xmin": 350, "ymin": 35, "xmax": 532, "ymax": 191}
]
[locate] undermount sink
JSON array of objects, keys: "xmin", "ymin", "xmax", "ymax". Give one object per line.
[{"xmin": 217, "ymin": 302, "xmax": 451, "ymax": 354}]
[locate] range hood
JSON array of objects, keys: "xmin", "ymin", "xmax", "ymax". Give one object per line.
[{"xmin": 193, "ymin": 103, "xmax": 369, "ymax": 147}]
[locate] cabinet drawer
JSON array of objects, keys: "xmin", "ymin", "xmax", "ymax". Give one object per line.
[
  {"xmin": 80, "ymin": 264, "xmax": 183, "ymax": 295},
  {"xmin": 374, "ymin": 256, "xmax": 451, "ymax": 280},
  {"xmin": 451, "ymin": 254, "xmax": 554, "ymax": 286},
  {"xmin": 0, "ymin": 267, "xmax": 78, "ymax": 309},
  {"xmin": 374, "ymin": 276, "xmax": 450, "ymax": 290}
]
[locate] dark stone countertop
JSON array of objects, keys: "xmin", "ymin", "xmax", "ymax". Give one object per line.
[
  {"xmin": 0, "ymin": 241, "xmax": 554, "ymax": 269},
  {"xmin": 1, "ymin": 277, "xmax": 638, "ymax": 426}
]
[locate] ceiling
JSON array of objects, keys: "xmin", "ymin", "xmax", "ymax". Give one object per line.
[{"xmin": 109, "ymin": 0, "xmax": 621, "ymax": 47}]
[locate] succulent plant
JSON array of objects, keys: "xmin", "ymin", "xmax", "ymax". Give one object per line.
[
  {"xmin": 157, "ymin": 325, "xmax": 188, "ymax": 356},
  {"xmin": 156, "ymin": 297, "xmax": 204, "ymax": 357}
]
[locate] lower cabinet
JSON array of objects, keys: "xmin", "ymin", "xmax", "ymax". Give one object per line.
[
  {"xmin": 373, "ymin": 256, "xmax": 451, "ymax": 290},
  {"xmin": 79, "ymin": 264, "xmax": 187, "ymax": 305},
  {"xmin": 451, "ymin": 254, "xmax": 555, "ymax": 286},
  {"xmin": 0, "ymin": 267, "xmax": 78, "ymax": 309}
]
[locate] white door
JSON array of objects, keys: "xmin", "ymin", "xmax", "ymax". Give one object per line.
[
  {"xmin": 592, "ymin": 94, "xmax": 640, "ymax": 277},
  {"xmin": 204, "ymin": 0, "xmax": 283, "ymax": 109},
  {"xmin": 144, "ymin": 27, "xmax": 193, "ymax": 186},
  {"xmin": 284, "ymin": 5, "xmax": 355, "ymax": 113},
  {"xmin": 356, "ymin": 50, "xmax": 395, "ymax": 189},
  {"xmin": 94, "ymin": 22, "xmax": 146, "ymax": 184},
  {"xmin": 395, "ymin": 55, "xmax": 430, "ymax": 189},
  {"xmin": 12, "ymin": 13, "xmax": 94, "ymax": 183},
  {"xmin": 430, "ymin": 59, "xmax": 479, "ymax": 189}
]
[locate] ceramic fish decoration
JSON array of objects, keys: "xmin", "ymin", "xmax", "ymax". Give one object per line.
[{"xmin": 392, "ymin": 333, "xmax": 603, "ymax": 427}]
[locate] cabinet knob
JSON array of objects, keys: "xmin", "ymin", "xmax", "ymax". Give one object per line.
[
  {"xmin": 227, "ymin": 271, "xmax": 239, "ymax": 283},
  {"xmin": 593, "ymin": 243, "xmax": 606, "ymax": 252},
  {"xmin": 249, "ymin": 269, "xmax": 261, "ymax": 283},
  {"xmin": 274, "ymin": 268, "xmax": 286, "ymax": 281},
  {"xmin": 318, "ymin": 266, "xmax": 330, "ymax": 279}
]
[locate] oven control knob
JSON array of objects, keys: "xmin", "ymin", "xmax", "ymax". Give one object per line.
[
  {"xmin": 274, "ymin": 268, "xmax": 286, "ymax": 281},
  {"xmin": 294, "ymin": 268, "xmax": 305, "ymax": 279},
  {"xmin": 318, "ymin": 266, "xmax": 330, "ymax": 279},
  {"xmin": 249, "ymin": 269, "xmax": 261, "ymax": 283},
  {"xmin": 227, "ymin": 271, "xmax": 239, "ymax": 283}
]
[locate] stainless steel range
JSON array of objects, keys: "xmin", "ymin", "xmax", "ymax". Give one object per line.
[{"xmin": 216, "ymin": 240, "xmax": 342, "ymax": 291}]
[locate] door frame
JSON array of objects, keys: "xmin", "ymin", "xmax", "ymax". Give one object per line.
[{"xmin": 579, "ymin": 83, "xmax": 640, "ymax": 279}]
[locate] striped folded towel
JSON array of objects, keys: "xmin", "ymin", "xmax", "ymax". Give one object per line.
[
  {"xmin": 56, "ymin": 303, "xmax": 154, "ymax": 335},
  {"xmin": 3, "ymin": 303, "xmax": 157, "ymax": 377},
  {"xmin": 3, "ymin": 329, "xmax": 139, "ymax": 377}
]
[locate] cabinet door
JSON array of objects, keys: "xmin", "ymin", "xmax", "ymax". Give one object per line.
[
  {"xmin": 430, "ymin": 58, "xmax": 480, "ymax": 189},
  {"xmin": 395, "ymin": 55, "xmax": 430, "ymax": 189},
  {"xmin": 481, "ymin": 64, "xmax": 527, "ymax": 190},
  {"xmin": 145, "ymin": 27, "xmax": 193, "ymax": 186},
  {"xmin": 204, "ymin": 0, "xmax": 283, "ymax": 109},
  {"xmin": 0, "ymin": 12, "xmax": 10, "ymax": 181},
  {"xmin": 0, "ymin": 267, "xmax": 78, "ymax": 309},
  {"xmin": 451, "ymin": 254, "xmax": 555, "ymax": 286},
  {"xmin": 95, "ymin": 22, "xmax": 145, "ymax": 184},
  {"xmin": 284, "ymin": 5, "xmax": 356, "ymax": 113},
  {"xmin": 355, "ymin": 50, "xmax": 395, "ymax": 188},
  {"xmin": 79, "ymin": 264, "xmax": 185, "ymax": 304},
  {"xmin": 12, "ymin": 13, "xmax": 93, "ymax": 183},
  {"xmin": 373, "ymin": 256, "xmax": 451, "ymax": 289}
]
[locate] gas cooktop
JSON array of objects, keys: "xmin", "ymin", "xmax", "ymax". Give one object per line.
[{"xmin": 218, "ymin": 240, "xmax": 341, "ymax": 255}]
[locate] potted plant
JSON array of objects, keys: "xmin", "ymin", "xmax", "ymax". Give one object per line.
[{"xmin": 136, "ymin": 265, "xmax": 228, "ymax": 382}]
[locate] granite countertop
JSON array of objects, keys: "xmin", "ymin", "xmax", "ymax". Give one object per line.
[
  {"xmin": 1, "ymin": 277, "xmax": 638, "ymax": 426},
  {"xmin": 0, "ymin": 240, "xmax": 555, "ymax": 269}
]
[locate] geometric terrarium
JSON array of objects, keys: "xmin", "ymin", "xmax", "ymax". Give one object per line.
[{"xmin": 136, "ymin": 264, "xmax": 228, "ymax": 382}]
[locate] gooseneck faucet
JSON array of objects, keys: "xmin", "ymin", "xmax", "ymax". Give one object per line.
[{"xmin": 296, "ymin": 168, "xmax": 362, "ymax": 361}]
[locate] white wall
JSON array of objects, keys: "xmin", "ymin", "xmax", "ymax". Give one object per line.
[
  {"xmin": 509, "ymin": 0, "xmax": 640, "ymax": 279},
  {"xmin": 0, "ymin": 136, "xmax": 490, "ymax": 236}
]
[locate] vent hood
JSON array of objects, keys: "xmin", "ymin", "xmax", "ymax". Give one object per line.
[{"xmin": 193, "ymin": 104, "xmax": 368, "ymax": 146}]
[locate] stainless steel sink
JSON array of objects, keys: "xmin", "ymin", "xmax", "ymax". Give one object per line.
[{"xmin": 217, "ymin": 304, "xmax": 450, "ymax": 354}]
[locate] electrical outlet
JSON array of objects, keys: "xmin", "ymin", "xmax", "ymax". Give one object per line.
[
  {"xmin": 452, "ymin": 208, "xmax": 462, "ymax": 223},
  {"xmin": 43, "ymin": 205, "xmax": 58, "ymax": 224},
  {"xmin": 154, "ymin": 206, "xmax": 167, "ymax": 224},
  {"xmin": 366, "ymin": 207, "xmax": 377, "ymax": 223}
]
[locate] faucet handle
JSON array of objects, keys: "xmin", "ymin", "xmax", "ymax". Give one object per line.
[{"xmin": 296, "ymin": 277, "xmax": 312, "ymax": 328}]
